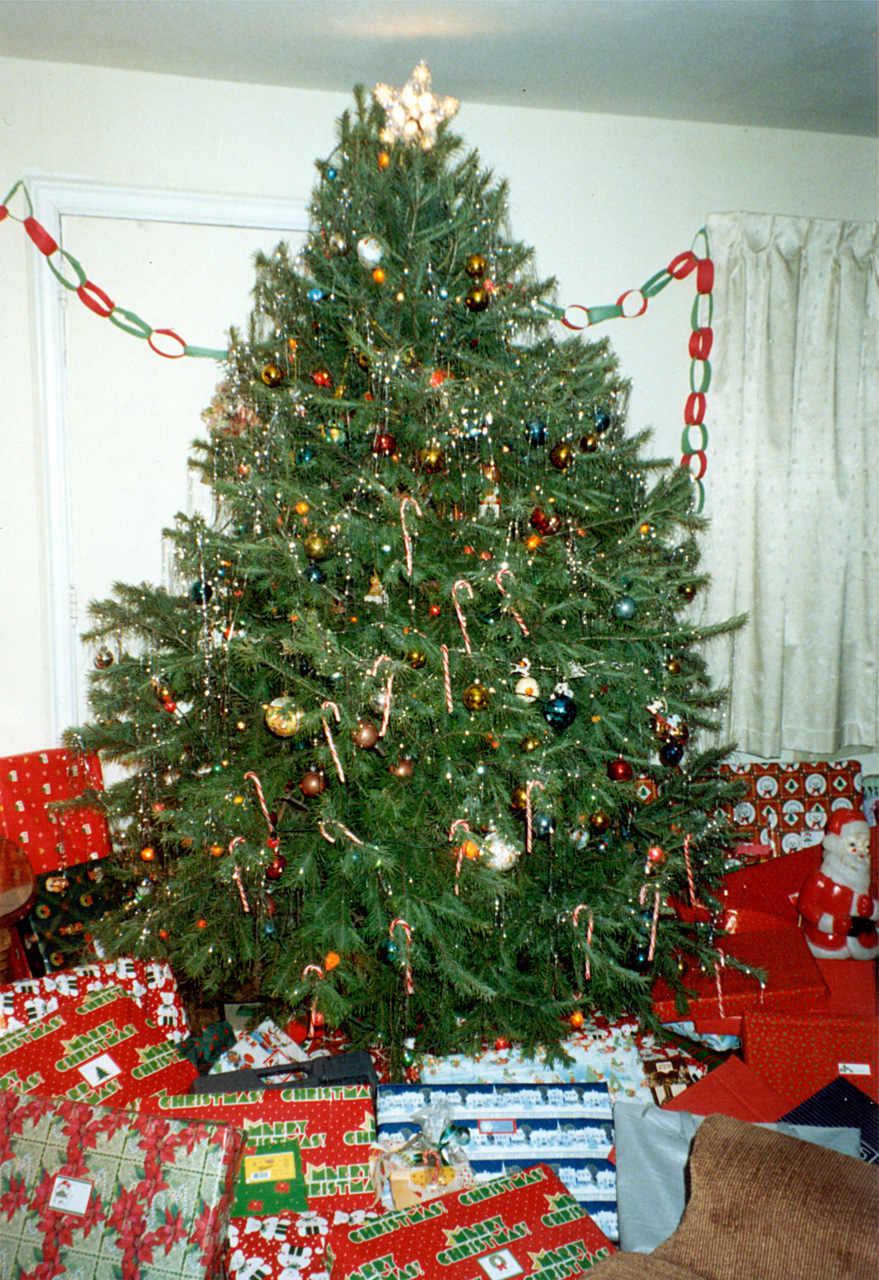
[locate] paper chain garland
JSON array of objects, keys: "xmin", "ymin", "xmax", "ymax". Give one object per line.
[{"xmin": 2, "ymin": 179, "xmax": 713, "ymax": 503}]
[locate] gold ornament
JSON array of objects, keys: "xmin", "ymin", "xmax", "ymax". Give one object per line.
[
  {"xmin": 580, "ymin": 432, "xmax": 598, "ymax": 453},
  {"xmin": 373, "ymin": 62, "xmax": 459, "ymax": 151},
  {"xmin": 465, "ymin": 253, "xmax": 487, "ymax": 279},
  {"xmin": 303, "ymin": 533, "xmax": 330, "ymax": 561},
  {"xmin": 419, "ymin": 443, "xmax": 445, "ymax": 473},
  {"xmin": 464, "ymin": 284, "xmax": 489, "ymax": 313},
  {"xmin": 589, "ymin": 809, "xmax": 611, "ymax": 834},
  {"xmin": 264, "ymin": 697, "xmax": 301, "ymax": 737},
  {"xmin": 462, "ymin": 683, "xmax": 490, "ymax": 712},
  {"xmin": 666, "ymin": 656, "xmax": 682, "ymax": 675},
  {"xmin": 510, "ymin": 784, "xmax": 528, "ymax": 810},
  {"xmin": 261, "ymin": 362, "xmax": 284, "ymax": 387},
  {"xmin": 678, "ymin": 583, "xmax": 697, "ymax": 601},
  {"xmin": 520, "ymin": 734, "xmax": 542, "ymax": 752},
  {"xmin": 406, "ymin": 647, "xmax": 427, "ymax": 669},
  {"xmin": 549, "ymin": 441, "xmax": 575, "ymax": 470}
]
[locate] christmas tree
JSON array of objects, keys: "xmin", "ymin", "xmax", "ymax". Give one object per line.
[{"xmin": 68, "ymin": 67, "xmax": 743, "ymax": 1074}]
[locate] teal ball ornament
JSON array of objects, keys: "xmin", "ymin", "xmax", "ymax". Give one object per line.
[
  {"xmin": 304, "ymin": 565, "xmax": 325, "ymax": 584},
  {"xmin": 660, "ymin": 741, "xmax": 685, "ymax": 767},
  {"xmin": 613, "ymin": 595, "xmax": 638, "ymax": 621},
  {"xmin": 533, "ymin": 813, "xmax": 556, "ymax": 839},
  {"xmin": 526, "ymin": 420, "xmax": 547, "ymax": 446},
  {"xmin": 543, "ymin": 694, "xmax": 576, "ymax": 731},
  {"xmin": 377, "ymin": 938, "xmax": 398, "ymax": 966}
]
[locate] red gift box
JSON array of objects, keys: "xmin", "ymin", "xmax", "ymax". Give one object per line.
[
  {"xmin": 0, "ymin": 1087, "xmax": 243, "ymax": 1279},
  {"xmin": 718, "ymin": 847, "xmax": 822, "ymax": 934},
  {"xmin": 327, "ymin": 1164, "xmax": 614, "ymax": 1280},
  {"xmin": 742, "ymin": 1009, "xmax": 879, "ymax": 1107},
  {"xmin": 0, "ymin": 955, "xmax": 190, "ymax": 1042},
  {"xmin": 139, "ymin": 1083, "xmax": 376, "ymax": 1213},
  {"xmin": 652, "ymin": 928, "xmax": 829, "ymax": 1025},
  {"xmin": 0, "ymin": 985, "xmax": 197, "ymax": 1105},
  {"xmin": 0, "ymin": 748, "xmax": 111, "ymax": 876},
  {"xmin": 661, "ymin": 1053, "xmax": 792, "ymax": 1123}
]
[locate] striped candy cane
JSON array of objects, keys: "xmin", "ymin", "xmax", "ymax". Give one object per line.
[
  {"xmin": 683, "ymin": 833, "xmax": 696, "ymax": 906},
  {"xmin": 400, "ymin": 497, "xmax": 423, "ymax": 578},
  {"xmin": 573, "ymin": 904, "xmax": 594, "ymax": 980},
  {"xmin": 495, "ymin": 567, "xmax": 530, "ymax": 636},
  {"xmin": 450, "ymin": 818, "xmax": 471, "ymax": 896},
  {"xmin": 451, "ymin": 580, "xmax": 474, "ymax": 654},
  {"xmin": 228, "ymin": 836, "xmax": 251, "ymax": 913},
  {"xmin": 302, "ymin": 964, "xmax": 325, "ymax": 1038},
  {"xmin": 640, "ymin": 882, "xmax": 662, "ymax": 962},
  {"xmin": 319, "ymin": 820, "xmax": 365, "ymax": 846},
  {"xmin": 441, "ymin": 644, "xmax": 453, "ymax": 713},
  {"xmin": 389, "ymin": 918, "xmax": 415, "ymax": 995},
  {"xmin": 244, "ymin": 771, "xmax": 280, "ymax": 851},
  {"xmin": 525, "ymin": 779, "xmax": 545, "ymax": 854},
  {"xmin": 320, "ymin": 700, "xmax": 346, "ymax": 781},
  {"xmin": 715, "ymin": 953, "xmax": 726, "ymax": 1018}
]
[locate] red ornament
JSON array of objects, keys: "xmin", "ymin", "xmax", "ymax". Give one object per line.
[
  {"xmin": 429, "ymin": 369, "xmax": 447, "ymax": 387},
  {"xmin": 312, "ymin": 370, "xmax": 332, "ymax": 388},
  {"xmin": 607, "ymin": 757, "xmax": 634, "ymax": 782},
  {"xmin": 429, "ymin": 603, "xmax": 441, "ymax": 617},
  {"xmin": 265, "ymin": 854, "xmax": 287, "ymax": 880},
  {"xmin": 195, "ymin": 918, "xmax": 208, "ymax": 930},
  {"xmin": 570, "ymin": 1010, "xmax": 585, "ymax": 1030},
  {"xmin": 265, "ymin": 894, "xmax": 278, "ymax": 916},
  {"xmin": 647, "ymin": 845, "xmax": 666, "ymax": 864},
  {"xmin": 494, "ymin": 1037, "xmax": 509, "ymax": 1051},
  {"xmin": 530, "ymin": 508, "xmax": 550, "ymax": 533},
  {"xmin": 373, "ymin": 433, "xmax": 397, "ymax": 456}
]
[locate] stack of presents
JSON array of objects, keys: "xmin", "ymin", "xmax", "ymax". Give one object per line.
[{"xmin": 0, "ymin": 749, "xmax": 876, "ymax": 1277}]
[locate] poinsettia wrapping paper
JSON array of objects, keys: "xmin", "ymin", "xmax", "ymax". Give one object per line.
[
  {"xmin": 0, "ymin": 1087, "xmax": 244, "ymax": 1279},
  {"xmin": 0, "ymin": 956, "xmax": 190, "ymax": 1042},
  {"xmin": 0, "ymin": 987, "xmax": 197, "ymax": 1106},
  {"xmin": 136, "ymin": 1085, "xmax": 376, "ymax": 1212},
  {"xmin": 0, "ymin": 748, "xmax": 111, "ymax": 875},
  {"xmin": 327, "ymin": 1164, "xmax": 614, "ymax": 1280}
]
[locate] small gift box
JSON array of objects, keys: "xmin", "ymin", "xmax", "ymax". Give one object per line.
[{"xmin": 0, "ymin": 1087, "xmax": 243, "ymax": 1278}]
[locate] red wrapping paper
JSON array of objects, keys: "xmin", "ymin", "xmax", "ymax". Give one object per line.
[
  {"xmin": 742, "ymin": 1009, "xmax": 879, "ymax": 1106},
  {"xmin": 0, "ymin": 748, "xmax": 110, "ymax": 875}
]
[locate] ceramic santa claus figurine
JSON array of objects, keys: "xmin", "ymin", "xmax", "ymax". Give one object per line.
[{"xmin": 797, "ymin": 808, "xmax": 878, "ymax": 959}]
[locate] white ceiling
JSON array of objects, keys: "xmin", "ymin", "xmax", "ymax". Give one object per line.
[{"xmin": 0, "ymin": 0, "xmax": 876, "ymax": 137}]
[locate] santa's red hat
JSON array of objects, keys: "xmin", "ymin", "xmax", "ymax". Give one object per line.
[{"xmin": 824, "ymin": 807, "xmax": 867, "ymax": 837}]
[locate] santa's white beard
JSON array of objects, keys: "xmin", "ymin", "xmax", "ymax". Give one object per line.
[{"xmin": 820, "ymin": 847, "xmax": 870, "ymax": 894}]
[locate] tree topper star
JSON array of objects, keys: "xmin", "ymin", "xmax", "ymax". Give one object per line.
[{"xmin": 373, "ymin": 62, "xmax": 459, "ymax": 150}]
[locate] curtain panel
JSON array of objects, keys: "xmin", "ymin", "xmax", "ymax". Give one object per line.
[{"xmin": 699, "ymin": 212, "xmax": 877, "ymax": 758}]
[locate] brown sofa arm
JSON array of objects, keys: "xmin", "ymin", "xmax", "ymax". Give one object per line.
[{"xmin": 586, "ymin": 1113, "xmax": 878, "ymax": 1280}]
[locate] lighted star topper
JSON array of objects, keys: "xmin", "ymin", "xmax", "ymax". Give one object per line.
[{"xmin": 373, "ymin": 62, "xmax": 459, "ymax": 150}]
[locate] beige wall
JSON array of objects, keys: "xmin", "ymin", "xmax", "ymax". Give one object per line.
[{"xmin": 1, "ymin": 55, "xmax": 876, "ymax": 757}]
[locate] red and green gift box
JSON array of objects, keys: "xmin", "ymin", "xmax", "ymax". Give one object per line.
[
  {"xmin": 0, "ymin": 985, "xmax": 198, "ymax": 1105},
  {"xmin": 742, "ymin": 1009, "xmax": 879, "ymax": 1107},
  {"xmin": 327, "ymin": 1163, "xmax": 614, "ymax": 1280},
  {"xmin": 0, "ymin": 748, "xmax": 110, "ymax": 876},
  {"xmin": 0, "ymin": 1087, "xmax": 244, "ymax": 1279},
  {"xmin": 136, "ymin": 1083, "xmax": 376, "ymax": 1215}
]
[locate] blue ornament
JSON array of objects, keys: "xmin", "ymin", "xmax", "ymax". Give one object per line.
[
  {"xmin": 325, "ymin": 166, "xmax": 337, "ymax": 181},
  {"xmin": 296, "ymin": 445, "xmax": 315, "ymax": 465},
  {"xmin": 377, "ymin": 938, "xmax": 398, "ymax": 966},
  {"xmin": 189, "ymin": 580, "xmax": 213, "ymax": 605},
  {"xmin": 533, "ymin": 813, "xmax": 556, "ymax": 839},
  {"xmin": 526, "ymin": 420, "xmax": 547, "ymax": 446},
  {"xmin": 660, "ymin": 741, "xmax": 685, "ymax": 767},
  {"xmin": 308, "ymin": 288, "xmax": 324, "ymax": 302},
  {"xmin": 613, "ymin": 595, "xmax": 638, "ymax": 620},
  {"xmin": 543, "ymin": 694, "xmax": 577, "ymax": 730},
  {"xmin": 304, "ymin": 565, "xmax": 325, "ymax": 584},
  {"xmin": 263, "ymin": 920, "xmax": 276, "ymax": 937},
  {"xmin": 594, "ymin": 408, "xmax": 612, "ymax": 435}
]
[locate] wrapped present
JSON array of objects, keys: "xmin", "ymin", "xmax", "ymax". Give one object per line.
[
  {"xmin": 137, "ymin": 1084, "xmax": 376, "ymax": 1214},
  {"xmin": 717, "ymin": 759, "xmax": 863, "ymax": 856},
  {"xmin": 226, "ymin": 1207, "xmax": 380, "ymax": 1280},
  {"xmin": 211, "ymin": 1017, "xmax": 311, "ymax": 1074},
  {"xmin": 0, "ymin": 955, "xmax": 190, "ymax": 1042},
  {"xmin": 652, "ymin": 928, "xmax": 829, "ymax": 1027},
  {"xmin": 24, "ymin": 859, "xmax": 119, "ymax": 971},
  {"xmin": 327, "ymin": 1164, "xmax": 615, "ymax": 1280},
  {"xmin": 375, "ymin": 1080, "xmax": 618, "ymax": 1240},
  {"xmin": 660, "ymin": 1053, "xmax": 792, "ymax": 1123},
  {"xmin": 420, "ymin": 1011, "xmax": 675, "ymax": 1103},
  {"xmin": 717, "ymin": 846, "xmax": 822, "ymax": 934},
  {"xmin": 742, "ymin": 1009, "xmax": 879, "ymax": 1106},
  {"xmin": 780, "ymin": 1076, "xmax": 879, "ymax": 1164},
  {"xmin": 0, "ymin": 1086, "xmax": 243, "ymax": 1279},
  {"xmin": 0, "ymin": 984, "xmax": 198, "ymax": 1105},
  {"xmin": 0, "ymin": 748, "xmax": 110, "ymax": 876}
]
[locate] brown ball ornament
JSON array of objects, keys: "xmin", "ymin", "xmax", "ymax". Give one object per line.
[
  {"xmin": 462, "ymin": 682, "xmax": 490, "ymax": 712},
  {"xmin": 666, "ymin": 657, "xmax": 682, "ymax": 675},
  {"xmin": 93, "ymin": 648, "xmax": 114, "ymax": 669},
  {"xmin": 678, "ymin": 583, "xmax": 697, "ymax": 601},
  {"xmin": 389, "ymin": 757, "xmax": 415, "ymax": 779},
  {"xmin": 352, "ymin": 720, "xmax": 380, "ymax": 749},
  {"xmin": 549, "ymin": 441, "xmax": 575, "ymax": 471},
  {"xmin": 589, "ymin": 809, "xmax": 612, "ymax": 834},
  {"xmin": 373, "ymin": 432, "xmax": 396, "ymax": 456},
  {"xmin": 579, "ymin": 433, "xmax": 599, "ymax": 453},
  {"xmin": 406, "ymin": 647, "xmax": 427, "ymax": 669},
  {"xmin": 299, "ymin": 770, "xmax": 327, "ymax": 797},
  {"xmin": 465, "ymin": 253, "xmax": 487, "ymax": 279}
]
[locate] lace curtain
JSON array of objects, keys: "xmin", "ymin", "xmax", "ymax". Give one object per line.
[{"xmin": 698, "ymin": 212, "xmax": 878, "ymax": 757}]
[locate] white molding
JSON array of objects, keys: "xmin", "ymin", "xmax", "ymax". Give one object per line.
[{"xmin": 24, "ymin": 173, "xmax": 309, "ymax": 744}]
